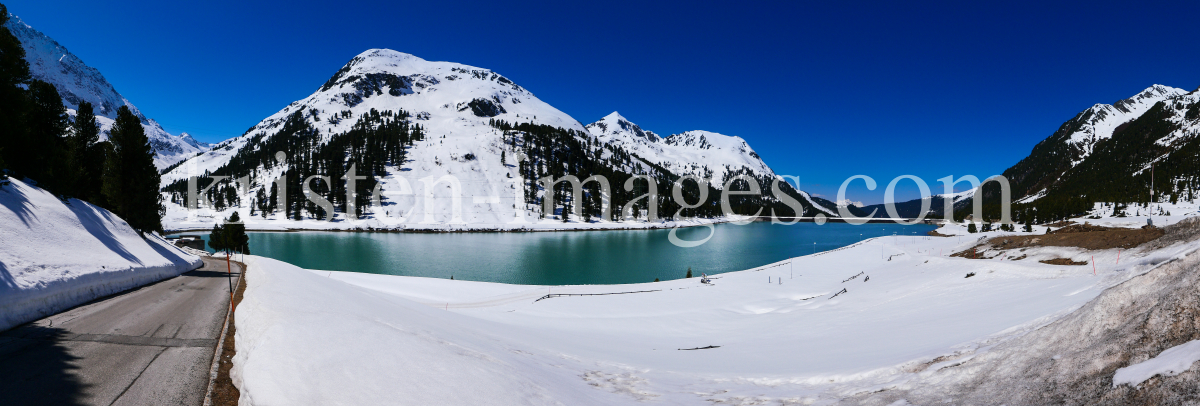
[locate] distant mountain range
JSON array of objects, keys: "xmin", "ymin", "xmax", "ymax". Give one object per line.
[
  {"xmin": 159, "ymin": 49, "xmax": 841, "ymax": 226},
  {"xmin": 4, "ymin": 13, "xmax": 209, "ymax": 169}
]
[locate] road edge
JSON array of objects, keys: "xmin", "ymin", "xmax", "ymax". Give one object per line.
[{"xmin": 203, "ymin": 257, "xmax": 244, "ymax": 406}]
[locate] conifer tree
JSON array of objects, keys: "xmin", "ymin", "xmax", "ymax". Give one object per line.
[
  {"xmin": 967, "ymin": 223, "xmax": 978, "ymax": 233},
  {"xmin": 208, "ymin": 222, "xmax": 227, "ymax": 252},
  {"xmin": 223, "ymin": 212, "xmax": 251, "ymax": 254},
  {"xmin": 103, "ymin": 106, "xmax": 163, "ymax": 234},
  {"xmin": 20, "ymin": 80, "xmax": 69, "ymax": 192},
  {"xmin": 69, "ymin": 101, "xmax": 106, "ymax": 202},
  {"xmin": 686, "ymin": 267, "xmax": 692, "ymax": 278},
  {"xmin": 0, "ymin": 5, "xmax": 30, "ymax": 173}
]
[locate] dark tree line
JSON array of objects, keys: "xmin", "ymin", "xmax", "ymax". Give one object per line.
[
  {"xmin": 162, "ymin": 106, "xmax": 424, "ymax": 220},
  {"xmin": 0, "ymin": 4, "xmax": 163, "ymax": 234}
]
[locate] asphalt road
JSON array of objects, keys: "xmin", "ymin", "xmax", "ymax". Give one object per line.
[{"xmin": 0, "ymin": 257, "xmax": 242, "ymax": 406}]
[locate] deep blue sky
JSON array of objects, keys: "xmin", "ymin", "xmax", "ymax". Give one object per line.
[{"xmin": 7, "ymin": 0, "xmax": 1198, "ymax": 203}]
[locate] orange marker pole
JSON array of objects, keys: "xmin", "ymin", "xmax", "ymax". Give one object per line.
[
  {"xmin": 226, "ymin": 251, "xmax": 233, "ymax": 306},
  {"xmin": 1092, "ymin": 256, "xmax": 1096, "ymax": 275}
]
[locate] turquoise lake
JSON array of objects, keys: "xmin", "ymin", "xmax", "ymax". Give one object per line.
[{"xmin": 174, "ymin": 222, "xmax": 935, "ymax": 285}]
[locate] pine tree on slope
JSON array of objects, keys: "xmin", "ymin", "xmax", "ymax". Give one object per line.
[
  {"xmin": 103, "ymin": 106, "xmax": 163, "ymax": 234},
  {"xmin": 69, "ymin": 101, "xmax": 107, "ymax": 204}
]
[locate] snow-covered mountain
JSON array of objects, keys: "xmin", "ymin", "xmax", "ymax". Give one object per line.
[
  {"xmin": 4, "ymin": 13, "xmax": 209, "ymax": 169},
  {"xmin": 967, "ymin": 83, "xmax": 1200, "ymax": 221},
  {"xmin": 585, "ymin": 112, "xmax": 774, "ymax": 188},
  {"xmin": 162, "ymin": 49, "xmax": 617, "ymax": 227},
  {"xmin": 1063, "ymin": 85, "xmax": 1187, "ymax": 161},
  {"xmin": 161, "ymin": 49, "xmax": 835, "ymax": 229}
]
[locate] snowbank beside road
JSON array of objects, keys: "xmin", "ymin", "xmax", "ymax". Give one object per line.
[{"xmin": 0, "ymin": 178, "xmax": 202, "ymax": 331}]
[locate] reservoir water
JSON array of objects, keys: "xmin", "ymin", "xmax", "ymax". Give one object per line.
[{"xmin": 175, "ymin": 222, "xmax": 935, "ymax": 285}]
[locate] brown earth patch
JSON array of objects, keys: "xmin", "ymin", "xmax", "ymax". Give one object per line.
[
  {"xmin": 988, "ymin": 225, "xmax": 1163, "ymax": 251},
  {"xmin": 949, "ymin": 245, "xmax": 999, "ymax": 259},
  {"xmin": 928, "ymin": 229, "xmax": 953, "ymax": 237},
  {"xmin": 1039, "ymin": 258, "xmax": 1089, "ymax": 266},
  {"xmin": 950, "ymin": 223, "xmax": 1164, "ymax": 258},
  {"xmin": 1051, "ymin": 223, "xmax": 1111, "ymax": 234}
]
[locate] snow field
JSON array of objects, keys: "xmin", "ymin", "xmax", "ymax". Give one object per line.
[{"xmin": 231, "ymin": 220, "xmax": 1196, "ymax": 404}]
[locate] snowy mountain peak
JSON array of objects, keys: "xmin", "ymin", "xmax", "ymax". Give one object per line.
[
  {"xmin": 177, "ymin": 132, "xmax": 209, "ymax": 149},
  {"xmin": 347, "ymin": 48, "xmax": 426, "ymax": 71},
  {"xmin": 240, "ymin": 47, "xmax": 584, "ymax": 136},
  {"xmin": 1112, "ymin": 84, "xmax": 1186, "ymax": 114},
  {"xmin": 586, "ymin": 111, "xmax": 660, "ymax": 142},
  {"xmin": 4, "ymin": 12, "xmax": 210, "ymax": 169}
]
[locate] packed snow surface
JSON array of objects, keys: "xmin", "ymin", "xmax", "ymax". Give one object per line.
[
  {"xmin": 0, "ymin": 178, "xmax": 202, "ymax": 331},
  {"xmin": 1113, "ymin": 340, "xmax": 1200, "ymax": 387},
  {"xmin": 231, "ymin": 214, "xmax": 1192, "ymax": 404}
]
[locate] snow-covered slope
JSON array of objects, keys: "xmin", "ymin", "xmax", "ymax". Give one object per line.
[
  {"xmin": 586, "ymin": 112, "xmax": 774, "ymax": 188},
  {"xmin": 3, "ymin": 13, "xmax": 209, "ymax": 169},
  {"xmin": 0, "ymin": 178, "xmax": 202, "ymax": 332}
]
